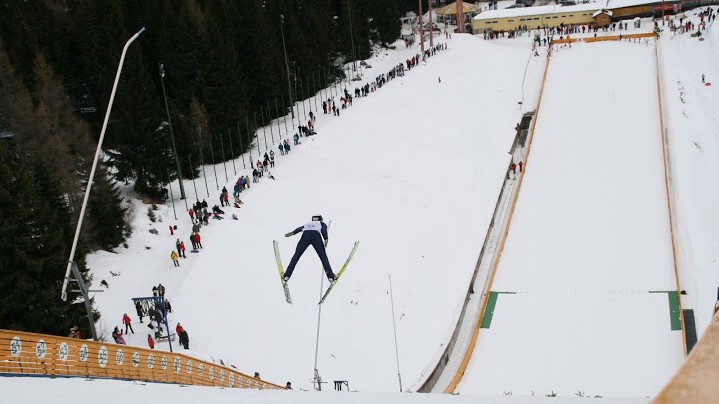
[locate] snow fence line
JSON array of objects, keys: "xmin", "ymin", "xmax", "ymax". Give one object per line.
[{"xmin": 0, "ymin": 329, "xmax": 286, "ymax": 390}]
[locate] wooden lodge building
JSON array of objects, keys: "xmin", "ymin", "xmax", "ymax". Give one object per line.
[{"xmin": 471, "ymin": 0, "xmax": 682, "ymax": 33}]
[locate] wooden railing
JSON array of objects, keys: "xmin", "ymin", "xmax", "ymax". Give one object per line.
[
  {"xmin": 551, "ymin": 31, "xmax": 656, "ymax": 44},
  {"xmin": 0, "ymin": 329, "xmax": 285, "ymax": 390}
]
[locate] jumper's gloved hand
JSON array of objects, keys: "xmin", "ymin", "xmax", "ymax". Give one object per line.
[
  {"xmin": 284, "ymin": 232, "xmax": 293, "ymax": 237},
  {"xmin": 324, "ymin": 239, "xmax": 328, "ymax": 248}
]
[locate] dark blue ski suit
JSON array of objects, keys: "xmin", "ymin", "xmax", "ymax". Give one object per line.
[{"xmin": 284, "ymin": 221, "xmax": 334, "ymax": 280}]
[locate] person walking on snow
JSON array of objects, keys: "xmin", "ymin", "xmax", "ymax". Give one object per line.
[
  {"xmin": 179, "ymin": 241, "xmax": 186, "ymax": 258},
  {"xmin": 171, "ymin": 250, "xmax": 180, "ymax": 267},
  {"xmin": 283, "ymin": 215, "xmax": 335, "ymax": 283}
]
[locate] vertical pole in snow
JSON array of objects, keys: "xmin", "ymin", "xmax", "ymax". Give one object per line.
[
  {"xmin": 311, "ymin": 73, "xmax": 318, "ymax": 111},
  {"xmin": 199, "ymin": 148, "xmax": 209, "ymax": 197},
  {"xmin": 297, "ymin": 74, "xmax": 306, "ymax": 122},
  {"xmin": 236, "ymin": 123, "xmax": 245, "ymax": 169},
  {"xmin": 267, "ymin": 100, "xmax": 275, "ymax": 145},
  {"xmin": 429, "ymin": 0, "xmax": 434, "ymax": 48},
  {"xmin": 209, "ymin": 139, "xmax": 219, "ymax": 190},
  {"xmin": 313, "ymin": 273, "xmax": 325, "ymax": 391},
  {"xmin": 419, "ymin": 0, "xmax": 425, "ymax": 54},
  {"xmin": 321, "ymin": 67, "xmax": 327, "ymax": 104},
  {"xmin": 219, "ymin": 132, "xmax": 228, "ymax": 182},
  {"xmin": 227, "ymin": 129, "xmax": 236, "ymax": 175},
  {"xmin": 274, "ymin": 97, "xmax": 282, "ymax": 141},
  {"xmin": 188, "ymin": 154, "xmax": 198, "ymax": 201},
  {"xmin": 389, "ymin": 275, "xmax": 403, "ymax": 392},
  {"xmin": 253, "ymin": 112, "xmax": 261, "ymax": 158},
  {"xmin": 313, "ymin": 220, "xmax": 331, "ymax": 391},
  {"xmin": 166, "ymin": 168, "xmax": 177, "ymax": 220},
  {"xmin": 306, "ymin": 75, "xmax": 313, "ymax": 113},
  {"xmin": 280, "ymin": 93, "xmax": 289, "ymax": 134},
  {"xmin": 318, "ymin": 69, "xmax": 324, "ymax": 106},
  {"xmin": 245, "ymin": 116, "xmax": 253, "ymax": 167},
  {"xmin": 260, "ymin": 106, "xmax": 268, "ymax": 151}
]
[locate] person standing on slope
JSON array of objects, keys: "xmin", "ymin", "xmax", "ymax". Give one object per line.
[{"xmin": 283, "ymin": 215, "xmax": 335, "ymax": 283}]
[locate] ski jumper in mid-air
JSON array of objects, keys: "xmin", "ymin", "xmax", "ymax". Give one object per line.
[{"xmin": 284, "ymin": 215, "xmax": 335, "ymax": 282}]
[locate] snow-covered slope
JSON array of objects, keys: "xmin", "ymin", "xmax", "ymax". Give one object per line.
[{"xmin": 86, "ymin": 33, "xmax": 538, "ymax": 392}]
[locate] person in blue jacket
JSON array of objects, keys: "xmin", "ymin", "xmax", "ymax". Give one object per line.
[{"xmin": 284, "ymin": 215, "xmax": 335, "ymax": 282}]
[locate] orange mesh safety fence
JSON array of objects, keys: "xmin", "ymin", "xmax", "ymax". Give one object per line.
[{"xmin": 0, "ymin": 329, "xmax": 285, "ymax": 390}]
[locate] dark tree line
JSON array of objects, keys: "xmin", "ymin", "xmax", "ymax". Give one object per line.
[
  {"xmin": 0, "ymin": 1, "xmax": 413, "ymax": 335},
  {"xmin": 2, "ymin": 0, "xmax": 408, "ymax": 198}
]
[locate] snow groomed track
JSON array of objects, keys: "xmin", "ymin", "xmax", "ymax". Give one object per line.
[{"xmin": 455, "ymin": 41, "xmax": 684, "ymax": 397}]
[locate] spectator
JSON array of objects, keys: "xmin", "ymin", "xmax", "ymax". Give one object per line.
[
  {"xmin": 179, "ymin": 241, "xmax": 187, "ymax": 258},
  {"xmin": 171, "ymin": 250, "xmax": 180, "ymax": 267},
  {"xmin": 286, "ymin": 382, "xmax": 292, "ymax": 390},
  {"xmin": 158, "ymin": 284, "xmax": 166, "ymax": 297},
  {"xmin": 68, "ymin": 325, "xmax": 81, "ymax": 339},
  {"xmin": 112, "ymin": 326, "xmax": 126, "ymax": 345},
  {"xmin": 122, "ymin": 313, "xmax": 135, "ymax": 334},
  {"xmin": 147, "ymin": 334, "xmax": 155, "ymax": 349},
  {"xmin": 165, "ymin": 300, "xmax": 172, "ymax": 313},
  {"xmin": 179, "ymin": 328, "xmax": 190, "ymax": 349},
  {"xmin": 254, "ymin": 372, "xmax": 261, "ymax": 379},
  {"xmin": 135, "ymin": 300, "xmax": 144, "ymax": 323}
]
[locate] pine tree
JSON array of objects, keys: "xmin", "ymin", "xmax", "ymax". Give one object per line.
[
  {"xmin": 0, "ymin": 147, "xmax": 97, "ymax": 336},
  {"xmin": 87, "ymin": 168, "xmax": 129, "ymax": 250},
  {"xmin": 368, "ymin": 0, "xmax": 402, "ymax": 47}
]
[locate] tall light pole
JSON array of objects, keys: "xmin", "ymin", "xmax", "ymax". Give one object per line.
[
  {"xmin": 347, "ymin": 0, "xmax": 357, "ymax": 77},
  {"xmin": 61, "ymin": 28, "xmax": 145, "ymax": 332},
  {"xmin": 159, "ymin": 63, "xmax": 186, "ymax": 201},
  {"xmin": 280, "ymin": 15, "xmax": 294, "ymax": 119}
]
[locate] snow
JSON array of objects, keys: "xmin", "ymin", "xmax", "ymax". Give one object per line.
[
  {"xmin": 84, "ymin": 33, "xmax": 531, "ymax": 394},
  {"xmin": 5, "ymin": 8, "xmax": 719, "ymax": 404}
]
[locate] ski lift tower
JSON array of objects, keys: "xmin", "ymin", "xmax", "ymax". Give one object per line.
[{"xmin": 61, "ymin": 28, "xmax": 145, "ymax": 330}]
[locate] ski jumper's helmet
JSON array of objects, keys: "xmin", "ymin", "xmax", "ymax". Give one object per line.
[{"xmin": 312, "ymin": 215, "xmax": 323, "ymax": 222}]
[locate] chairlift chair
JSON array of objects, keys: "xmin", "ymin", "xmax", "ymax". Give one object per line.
[{"xmin": 77, "ymin": 84, "xmax": 98, "ymax": 114}]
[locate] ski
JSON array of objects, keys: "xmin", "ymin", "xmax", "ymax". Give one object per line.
[
  {"xmin": 273, "ymin": 240, "xmax": 293, "ymax": 304},
  {"xmin": 319, "ymin": 241, "xmax": 360, "ymax": 305}
]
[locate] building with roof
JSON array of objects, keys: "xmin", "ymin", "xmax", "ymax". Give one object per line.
[{"xmin": 471, "ymin": 0, "xmax": 681, "ymax": 33}]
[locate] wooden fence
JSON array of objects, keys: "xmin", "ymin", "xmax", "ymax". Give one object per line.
[{"xmin": 0, "ymin": 329, "xmax": 285, "ymax": 390}]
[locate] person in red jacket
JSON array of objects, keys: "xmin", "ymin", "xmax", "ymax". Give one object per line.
[
  {"xmin": 147, "ymin": 334, "xmax": 155, "ymax": 349},
  {"xmin": 179, "ymin": 241, "xmax": 186, "ymax": 258},
  {"xmin": 122, "ymin": 313, "xmax": 134, "ymax": 334},
  {"xmin": 195, "ymin": 232, "xmax": 203, "ymax": 249},
  {"xmin": 176, "ymin": 323, "xmax": 184, "ymax": 336}
]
